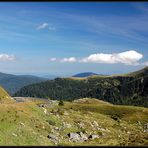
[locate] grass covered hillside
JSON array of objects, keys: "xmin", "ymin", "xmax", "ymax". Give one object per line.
[
  {"xmin": 0, "ymin": 86, "xmax": 14, "ymax": 103},
  {"xmin": 0, "ymin": 98, "xmax": 148, "ymax": 146},
  {"xmin": 15, "ymin": 67, "xmax": 148, "ymax": 107}
]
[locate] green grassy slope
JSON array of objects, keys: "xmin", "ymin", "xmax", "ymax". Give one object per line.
[
  {"xmin": 0, "ymin": 98, "xmax": 148, "ymax": 146},
  {"xmin": 0, "ymin": 86, "xmax": 14, "ymax": 103}
]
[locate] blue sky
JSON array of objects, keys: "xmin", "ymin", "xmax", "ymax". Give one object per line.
[{"xmin": 0, "ymin": 2, "xmax": 148, "ymax": 76}]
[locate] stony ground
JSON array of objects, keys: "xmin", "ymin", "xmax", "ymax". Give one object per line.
[{"xmin": 0, "ymin": 98, "xmax": 148, "ymax": 146}]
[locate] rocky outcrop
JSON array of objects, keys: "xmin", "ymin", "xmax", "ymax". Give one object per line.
[{"xmin": 47, "ymin": 134, "xmax": 59, "ymax": 144}]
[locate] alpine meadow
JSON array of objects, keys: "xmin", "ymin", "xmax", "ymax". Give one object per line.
[{"xmin": 0, "ymin": 2, "xmax": 148, "ymax": 146}]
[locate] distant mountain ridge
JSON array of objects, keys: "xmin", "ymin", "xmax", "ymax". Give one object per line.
[
  {"xmin": 15, "ymin": 67, "xmax": 148, "ymax": 107},
  {"xmin": 73, "ymin": 72, "xmax": 107, "ymax": 77},
  {"xmin": 0, "ymin": 72, "xmax": 48, "ymax": 95}
]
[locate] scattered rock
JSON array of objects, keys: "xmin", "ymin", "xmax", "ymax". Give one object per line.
[
  {"xmin": 12, "ymin": 133, "xmax": 17, "ymax": 137},
  {"xmin": 143, "ymin": 130, "xmax": 148, "ymax": 133},
  {"xmin": 51, "ymin": 129, "xmax": 55, "ymax": 133},
  {"xmin": 93, "ymin": 121, "xmax": 99, "ymax": 127},
  {"xmin": 42, "ymin": 108, "xmax": 47, "ymax": 114},
  {"xmin": 88, "ymin": 134, "xmax": 99, "ymax": 140},
  {"xmin": 67, "ymin": 132, "xmax": 80, "ymax": 142},
  {"xmin": 20, "ymin": 122, "xmax": 25, "ymax": 127},
  {"xmin": 56, "ymin": 114, "xmax": 60, "ymax": 118},
  {"xmin": 137, "ymin": 121, "xmax": 141, "ymax": 125},
  {"xmin": 78, "ymin": 122, "xmax": 84, "ymax": 128},
  {"xmin": 54, "ymin": 127, "xmax": 59, "ymax": 130},
  {"xmin": 105, "ymin": 128, "xmax": 110, "ymax": 132},
  {"xmin": 79, "ymin": 132, "xmax": 88, "ymax": 141},
  {"xmin": 47, "ymin": 134, "xmax": 59, "ymax": 144},
  {"xmin": 97, "ymin": 127, "xmax": 106, "ymax": 131},
  {"xmin": 143, "ymin": 123, "xmax": 148, "ymax": 133},
  {"xmin": 67, "ymin": 132, "xmax": 89, "ymax": 142},
  {"xmin": 127, "ymin": 131, "xmax": 130, "ymax": 134},
  {"xmin": 145, "ymin": 123, "xmax": 148, "ymax": 129}
]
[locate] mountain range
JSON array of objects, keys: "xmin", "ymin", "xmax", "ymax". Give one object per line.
[
  {"xmin": 14, "ymin": 67, "xmax": 148, "ymax": 107},
  {"xmin": 0, "ymin": 72, "xmax": 48, "ymax": 95},
  {"xmin": 72, "ymin": 72, "xmax": 107, "ymax": 77}
]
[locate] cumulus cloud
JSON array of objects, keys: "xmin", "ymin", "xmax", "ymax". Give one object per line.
[
  {"xmin": 37, "ymin": 23, "xmax": 56, "ymax": 31},
  {"xmin": 80, "ymin": 50, "xmax": 143, "ymax": 65},
  {"xmin": 50, "ymin": 58, "xmax": 57, "ymax": 61},
  {"xmin": 37, "ymin": 23, "xmax": 48, "ymax": 30},
  {"xmin": 60, "ymin": 57, "xmax": 77, "ymax": 63},
  {"xmin": 0, "ymin": 54, "xmax": 15, "ymax": 61},
  {"xmin": 50, "ymin": 50, "xmax": 145, "ymax": 66}
]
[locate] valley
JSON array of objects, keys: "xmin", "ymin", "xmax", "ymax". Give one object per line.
[
  {"xmin": 0, "ymin": 1, "xmax": 148, "ymax": 146},
  {"xmin": 0, "ymin": 67, "xmax": 147, "ymax": 146}
]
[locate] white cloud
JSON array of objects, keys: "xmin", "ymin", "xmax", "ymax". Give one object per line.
[
  {"xmin": 50, "ymin": 50, "xmax": 145, "ymax": 66},
  {"xmin": 37, "ymin": 23, "xmax": 48, "ymax": 30},
  {"xmin": 80, "ymin": 50, "xmax": 143, "ymax": 65},
  {"xmin": 50, "ymin": 58, "xmax": 57, "ymax": 61},
  {"xmin": 0, "ymin": 54, "xmax": 15, "ymax": 61},
  {"xmin": 37, "ymin": 23, "xmax": 56, "ymax": 31},
  {"xmin": 60, "ymin": 57, "xmax": 77, "ymax": 63}
]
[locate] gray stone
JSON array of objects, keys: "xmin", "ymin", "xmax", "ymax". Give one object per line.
[
  {"xmin": 89, "ymin": 134, "xmax": 99, "ymax": 140},
  {"xmin": 51, "ymin": 129, "xmax": 55, "ymax": 133},
  {"xmin": 12, "ymin": 133, "xmax": 17, "ymax": 137},
  {"xmin": 54, "ymin": 127, "xmax": 59, "ymax": 130},
  {"xmin": 137, "ymin": 121, "xmax": 141, "ymax": 125},
  {"xmin": 20, "ymin": 122, "xmax": 25, "ymax": 127},
  {"xmin": 93, "ymin": 121, "xmax": 99, "ymax": 127},
  {"xmin": 47, "ymin": 134, "xmax": 58, "ymax": 140},
  {"xmin": 78, "ymin": 122, "xmax": 84, "ymax": 128},
  {"xmin": 80, "ymin": 132, "xmax": 88, "ymax": 141},
  {"xmin": 97, "ymin": 127, "xmax": 106, "ymax": 131},
  {"xmin": 68, "ymin": 132, "xmax": 80, "ymax": 142}
]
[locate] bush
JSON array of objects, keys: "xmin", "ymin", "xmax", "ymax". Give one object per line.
[
  {"xmin": 46, "ymin": 119, "xmax": 56, "ymax": 126},
  {"xmin": 58, "ymin": 100, "xmax": 64, "ymax": 106}
]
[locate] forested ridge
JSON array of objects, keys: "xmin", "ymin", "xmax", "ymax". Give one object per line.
[{"xmin": 14, "ymin": 67, "xmax": 148, "ymax": 107}]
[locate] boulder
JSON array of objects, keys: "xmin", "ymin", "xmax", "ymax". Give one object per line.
[
  {"xmin": 88, "ymin": 134, "xmax": 99, "ymax": 140},
  {"xmin": 79, "ymin": 132, "xmax": 88, "ymax": 141},
  {"xmin": 47, "ymin": 134, "xmax": 59, "ymax": 144},
  {"xmin": 67, "ymin": 132, "xmax": 80, "ymax": 142}
]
